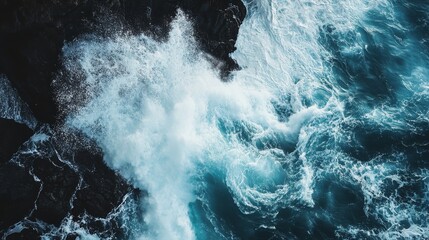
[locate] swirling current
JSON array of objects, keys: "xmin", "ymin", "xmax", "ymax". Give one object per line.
[{"xmin": 54, "ymin": 0, "xmax": 429, "ymax": 239}]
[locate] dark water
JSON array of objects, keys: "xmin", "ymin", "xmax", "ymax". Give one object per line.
[{"xmin": 51, "ymin": 0, "xmax": 429, "ymax": 239}]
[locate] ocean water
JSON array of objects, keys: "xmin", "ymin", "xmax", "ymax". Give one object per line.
[{"xmin": 56, "ymin": 0, "xmax": 429, "ymax": 239}]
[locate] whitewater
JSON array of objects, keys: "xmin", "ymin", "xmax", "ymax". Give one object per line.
[{"xmin": 55, "ymin": 0, "xmax": 429, "ymax": 239}]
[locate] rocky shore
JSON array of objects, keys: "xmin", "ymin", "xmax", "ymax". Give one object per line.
[{"xmin": 0, "ymin": 0, "xmax": 246, "ymax": 238}]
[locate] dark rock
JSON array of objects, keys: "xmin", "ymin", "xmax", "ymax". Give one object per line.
[
  {"xmin": 0, "ymin": 163, "xmax": 39, "ymax": 230},
  {"xmin": 71, "ymin": 149, "xmax": 132, "ymax": 218},
  {"xmin": 5, "ymin": 227, "xmax": 41, "ymax": 240},
  {"xmin": 181, "ymin": 0, "xmax": 247, "ymax": 74},
  {"xmin": 0, "ymin": 0, "xmax": 94, "ymax": 123},
  {"xmin": 31, "ymin": 156, "xmax": 79, "ymax": 226},
  {"xmin": 0, "ymin": 118, "xmax": 33, "ymax": 164},
  {"xmin": 0, "ymin": 27, "xmax": 62, "ymax": 124}
]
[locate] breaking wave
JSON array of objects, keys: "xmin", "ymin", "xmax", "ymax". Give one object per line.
[{"xmin": 57, "ymin": 0, "xmax": 429, "ymax": 239}]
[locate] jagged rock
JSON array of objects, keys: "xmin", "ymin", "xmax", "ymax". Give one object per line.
[
  {"xmin": 0, "ymin": 118, "xmax": 33, "ymax": 163},
  {"xmin": 180, "ymin": 0, "xmax": 246, "ymax": 74},
  {"xmin": 0, "ymin": 163, "xmax": 39, "ymax": 230}
]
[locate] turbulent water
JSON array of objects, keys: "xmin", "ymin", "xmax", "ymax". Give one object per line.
[{"xmin": 55, "ymin": 0, "xmax": 429, "ymax": 239}]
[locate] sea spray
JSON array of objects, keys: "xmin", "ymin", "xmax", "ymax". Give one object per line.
[{"xmin": 57, "ymin": 0, "xmax": 429, "ymax": 239}]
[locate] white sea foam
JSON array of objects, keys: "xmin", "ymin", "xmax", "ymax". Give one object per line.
[
  {"xmin": 58, "ymin": 0, "xmax": 429, "ymax": 239},
  {"xmin": 61, "ymin": 11, "xmax": 315, "ymax": 238}
]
